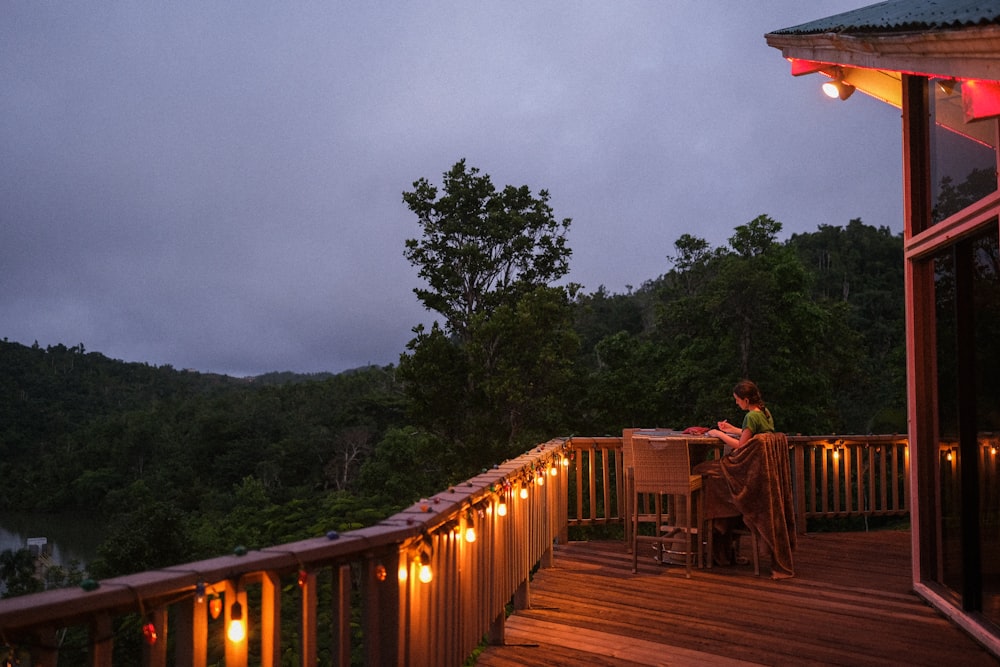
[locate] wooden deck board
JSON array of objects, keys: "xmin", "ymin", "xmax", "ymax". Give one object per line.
[{"xmin": 475, "ymin": 530, "xmax": 1000, "ymax": 667}]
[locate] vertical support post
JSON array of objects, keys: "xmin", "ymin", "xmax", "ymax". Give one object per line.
[
  {"xmin": 363, "ymin": 549, "xmax": 402, "ymax": 667},
  {"xmin": 901, "ymin": 72, "xmax": 937, "ymax": 585},
  {"xmin": 142, "ymin": 608, "xmax": 167, "ymax": 667},
  {"xmin": 260, "ymin": 572, "xmax": 281, "ymax": 667},
  {"xmin": 174, "ymin": 590, "xmax": 207, "ymax": 667},
  {"xmin": 223, "ymin": 582, "xmax": 248, "ymax": 667},
  {"xmin": 791, "ymin": 443, "xmax": 807, "ymax": 533},
  {"xmin": 512, "ymin": 577, "xmax": 529, "ymax": 611},
  {"xmin": 32, "ymin": 627, "xmax": 60, "ymax": 667},
  {"xmin": 89, "ymin": 614, "xmax": 114, "ymax": 667},
  {"xmin": 331, "ymin": 564, "xmax": 352, "ymax": 667},
  {"xmin": 487, "ymin": 609, "xmax": 505, "ymax": 646},
  {"xmin": 300, "ymin": 569, "xmax": 318, "ymax": 667}
]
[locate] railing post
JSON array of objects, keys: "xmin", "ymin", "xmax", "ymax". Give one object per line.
[
  {"xmin": 142, "ymin": 608, "xmax": 167, "ymax": 667},
  {"xmin": 299, "ymin": 569, "xmax": 318, "ymax": 667},
  {"xmin": 260, "ymin": 572, "xmax": 281, "ymax": 667},
  {"xmin": 362, "ymin": 549, "xmax": 402, "ymax": 667},
  {"xmin": 512, "ymin": 577, "xmax": 529, "ymax": 611},
  {"xmin": 223, "ymin": 582, "xmax": 248, "ymax": 667},
  {"xmin": 89, "ymin": 614, "xmax": 113, "ymax": 667},
  {"xmin": 31, "ymin": 626, "xmax": 59, "ymax": 667},
  {"xmin": 173, "ymin": 593, "xmax": 207, "ymax": 667},
  {"xmin": 792, "ymin": 444, "xmax": 807, "ymax": 533},
  {"xmin": 331, "ymin": 564, "xmax": 352, "ymax": 667},
  {"xmin": 488, "ymin": 609, "xmax": 505, "ymax": 646}
]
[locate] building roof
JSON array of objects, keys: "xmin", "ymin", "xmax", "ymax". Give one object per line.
[
  {"xmin": 765, "ymin": 0, "xmax": 1000, "ymax": 82},
  {"xmin": 771, "ymin": 0, "xmax": 1000, "ymax": 35}
]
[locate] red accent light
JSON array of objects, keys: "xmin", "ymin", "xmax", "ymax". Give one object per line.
[{"xmin": 962, "ymin": 79, "xmax": 1000, "ymax": 121}]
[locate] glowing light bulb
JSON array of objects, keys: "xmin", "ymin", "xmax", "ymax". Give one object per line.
[
  {"xmin": 519, "ymin": 486, "xmax": 528, "ymax": 499},
  {"xmin": 398, "ymin": 563, "xmax": 408, "ymax": 582},
  {"xmin": 227, "ymin": 602, "xmax": 246, "ymax": 643},
  {"xmin": 822, "ymin": 81, "xmax": 839, "ymax": 98},
  {"xmin": 418, "ymin": 563, "xmax": 433, "ymax": 583},
  {"xmin": 209, "ymin": 596, "xmax": 223, "ymax": 620},
  {"xmin": 465, "ymin": 526, "xmax": 477, "ymax": 543},
  {"xmin": 497, "ymin": 501, "xmax": 508, "ymax": 517},
  {"xmin": 549, "ymin": 465, "xmax": 557, "ymax": 476}
]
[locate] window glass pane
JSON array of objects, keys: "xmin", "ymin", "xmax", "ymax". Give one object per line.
[
  {"xmin": 929, "ymin": 80, "xmax": 997, "ymax": 224},
  {"xmin": 935, "ymin": 222, "xmax": 1000, "ymax": 620},
  {"xmin": 934, "ymin": 249, "xmax": 962, "ymax": 594},
  {"xmin": 973, "ymin": 225, "xmax": 1000, "ymax": 625}
]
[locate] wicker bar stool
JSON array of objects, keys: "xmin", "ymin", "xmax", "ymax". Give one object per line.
[{"xmin": 629, "ymin": 436, "xmax": 707, "ymax": 577}]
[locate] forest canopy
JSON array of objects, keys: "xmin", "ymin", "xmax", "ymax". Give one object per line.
[{"xmin": 0, "ymin": 163, "xmax": 905, "ymax": 583}]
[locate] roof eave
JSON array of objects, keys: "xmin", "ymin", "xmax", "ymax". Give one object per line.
[{"xmin": 765, "ymin": 24, "xmax": 1000, "ymax": 81}]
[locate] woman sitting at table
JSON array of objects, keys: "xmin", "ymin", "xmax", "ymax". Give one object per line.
[
  {"xmin": 699, "ymin": 380, "xmax": 775, "ymax": 566},
  {"xmin": 705, "ymin": 379, "xmax": 774, "ymax": 451}
]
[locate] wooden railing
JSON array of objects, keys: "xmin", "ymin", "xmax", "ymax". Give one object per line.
[
  {"xmin": 0, "ymin": 440, "xmax": 571, "ymax": 667},
  {"xmin": 0, "ymin": 434, "xmax": 908, "ymax": 666},
  {"xmin": 564, "ymin": 434, "xmax": 910, "ymax": 530}
]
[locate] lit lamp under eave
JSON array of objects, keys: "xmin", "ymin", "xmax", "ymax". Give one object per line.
[{"xmin": 822, "ymin": 77, "xmax": 855, "ymax": 101}]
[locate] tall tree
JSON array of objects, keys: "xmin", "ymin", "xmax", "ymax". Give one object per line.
[
  {"xmin": 400, "ymin": 160, "xmax": 577, "ymax": 468},
  {"xmin": 402, "ymin": 159, "xmax": 571, "ymax": 345}
]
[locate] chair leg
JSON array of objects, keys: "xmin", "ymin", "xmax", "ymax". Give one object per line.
[
  {"xmin": 699, "ymin": 495, "xmax": 711, "ymax": 569},
  {"xmin": 683, "ymin": 494, "xmax": 692, "ymax": 579},
  {"xmin": 625, "ymin": 481, "xmax": 632, "ymax": 553},
  {"xmin": 749, "ymin": 529, "xmax": 760, "ymax": 576},
  {"xmin": 631, "ymin": 494, "xmax": 639, "ymax": 573},
  {"xmin": 734, "ymin": 526, "xmax": 761, "ymax": 576}
]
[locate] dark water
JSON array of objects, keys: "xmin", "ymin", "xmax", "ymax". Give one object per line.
[{"xmin": 0, "ymin": 511, "xmax": 104, "ymax": 568}]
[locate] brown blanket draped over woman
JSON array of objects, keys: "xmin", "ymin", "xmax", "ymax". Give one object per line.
[{"xmin": 694, "ymin": 431, "xmax": 796, "ymax": 579}]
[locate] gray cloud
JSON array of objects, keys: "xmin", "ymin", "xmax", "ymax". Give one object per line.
[{"xmin": 1, "ymin": 1, "xmax": 898, "ymax": 376}]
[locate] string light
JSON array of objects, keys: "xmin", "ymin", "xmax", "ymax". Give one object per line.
[
  {"xmin": 417, "ymin": 551, "xmax": 433, "ymax": 584},
  {"xmin": 194, "ymin": 581, "xmax": 206, "ymax": 605},
  {"xmin": 142, "ymin": 621, "xmax": 158, "ymax": 645},
  {"xmin": 519, "ymin": 485, "xmax": 529, "ymax": 499},
  {"xmin": 497, "ymin": 499, "xmax": 508, "ymax": 516},
  {"xmin": 227, "ymin": 601, "xmax": 246, "ymax": 643},
  {"xmin": 209, "ymin": 595, "xmax": 223, "ymax": 620},
  {"xmin": 464, "ymin": 510, "xmax": 477, "ymax": 543}
]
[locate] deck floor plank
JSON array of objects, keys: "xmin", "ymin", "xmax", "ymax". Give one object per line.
[{"xmin": 475, "ymin": 530, "xmax": 999, "ymax": 667}]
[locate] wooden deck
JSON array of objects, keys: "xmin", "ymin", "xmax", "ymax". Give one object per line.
[{"xmin": 475, "ymin": 530, "xmax": 999, "ymax": 666}]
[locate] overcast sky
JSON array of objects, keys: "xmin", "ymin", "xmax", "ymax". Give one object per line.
[{"xmin": 1, "ymin": 1, "xmax": 902, "ymax": 377}]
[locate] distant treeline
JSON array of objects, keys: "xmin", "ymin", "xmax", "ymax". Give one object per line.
[{"xmin": 0, "ymin": 216, "xmax": 905, "ymax": 580}]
